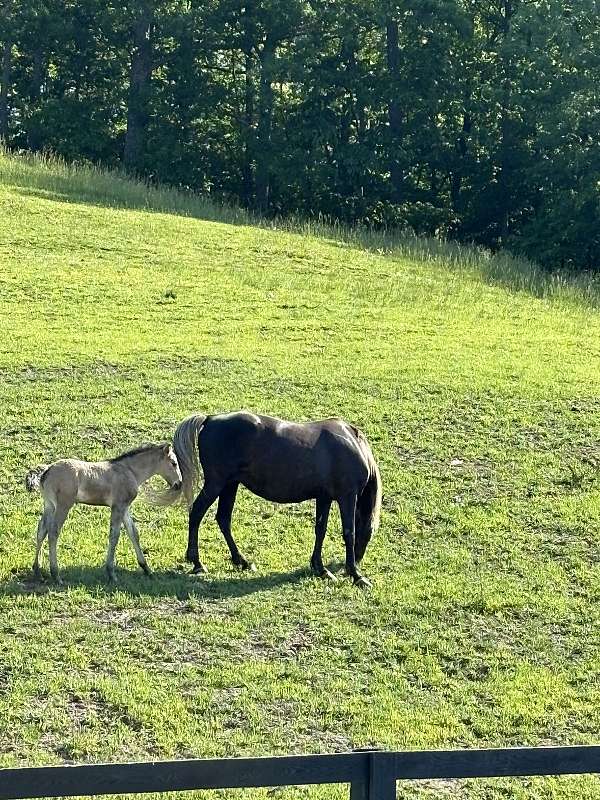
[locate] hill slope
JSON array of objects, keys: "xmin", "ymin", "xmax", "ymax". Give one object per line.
[{"xmin": 1, "ymin": 154, "xmax": 599, "ymax": 799}]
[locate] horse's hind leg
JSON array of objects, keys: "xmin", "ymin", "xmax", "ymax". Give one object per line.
[
  {"xmin": 48, "ymin": 502, "xmax": 72, "ymax": 585},
  {"xmin": 32, "ymin": 503, "xmax": 53, "ymax": 579},
  {"xmin": 338, "ymin": 493, "xmax": 371, "ymax": 589},
  {"xmin": 215, "ymin": 483, "xmax": 254, "ymax": 571},
  {"xmin": 123, "ymin": 511, "xmax": 151, "ymax": 576},
  {"xmin": 311, "ymin": 497, "xmax": 335, "ymax": 580},
  {"xmin": 105, "ymin": 505, "xmax": 128, "ymax": 582},
  {"xmin": 186, "ymin": 482, "xmax": 221, "ymax": 574}
]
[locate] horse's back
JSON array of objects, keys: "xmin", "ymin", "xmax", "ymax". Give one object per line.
[
  {"xmin": 40, "ymin": 458, "xmax": 131, "ymax": 507},
  {"xmin": 198, "ymin": 411, "xmax": 371, "ymax": 502}
]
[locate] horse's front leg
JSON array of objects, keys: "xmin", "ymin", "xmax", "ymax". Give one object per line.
[
  {"xmin": 215, "ymin": 483, "xmax": 255, "ymax": 571},
  {"xmin": 311, "ymin": 497, "xmax": 336, "ymax": 580},
  {"xmin": 338, "ymin": 493, "xmax": 371, "ymax": 589},
  {"xmin": 106, "ymin": 505, "xmax": 126, "ymax": 582},
  {"xmin": 186, "ymin": 483, "xmax": 220, "ymax": 574}
]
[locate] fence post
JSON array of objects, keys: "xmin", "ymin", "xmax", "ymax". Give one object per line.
[
  {"xmin": 369, "ymin": 751, "xmax": 396, "ymax": 800},
  {"xmin": 349, "ymin": 750, "xmax": 396, "ymax": 800},
  {"xmin": 349, "ymin": 749, "xmax": 372, "ymax": 800}
]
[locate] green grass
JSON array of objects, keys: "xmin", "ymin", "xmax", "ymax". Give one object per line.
[{"xmin": 0, "ymin": 151, "xmax": 599, "ymax": 799}]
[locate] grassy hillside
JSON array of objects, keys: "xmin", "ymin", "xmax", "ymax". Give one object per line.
[{"xmin": 0, "ymin": 152, "xmax": 599, "ymax": 799}]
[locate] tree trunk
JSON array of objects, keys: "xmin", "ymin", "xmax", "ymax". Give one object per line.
[
  {"xmin": 386, "ymin": 19, "xmax": 403, "ymax": 202},
  {"xmin": 27, "ymin": 45, "xmax": 45, "ymax": 151},
  {"xmin": 241, "ymin": 1, "xmax": 254, "ymax": 205},
  {"xmin": 30, "ymin": 46, "xmax": 44, "ymax": 102},
  {"xmin": 0, "ymin": 38, "xmax": 11, "ymax": 142},
  {"xmin": 242, "ymin": 51, "xmax": 254, "ymax": 204},
  {"xmin": 254, "ymin": 35, "xmax": 275, "ymax": 212},
  {"xmin": 497, "ymin": 0, "xmax": 514, "ymax": 243},
  {"xmin": 450, "ymin": 112, "xmax": 471, "ymax": 213},
  {"xmin": 124, "ymin": 2, "xmax": 153, "ymax": 172}
]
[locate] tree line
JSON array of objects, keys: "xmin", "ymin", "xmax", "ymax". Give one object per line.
[{"xmin": 1, "ymin": 0, "xmax": 599, "ymax": 269}]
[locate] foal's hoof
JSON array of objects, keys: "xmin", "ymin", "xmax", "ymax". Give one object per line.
[{"xmin": 354, "ymin": 576, "xmax": 372, "ymax": 590}]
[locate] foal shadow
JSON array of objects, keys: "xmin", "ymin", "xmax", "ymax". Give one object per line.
[{"xmin": 0, "ymin": 563, "xmax": 314, "ymax": 600}]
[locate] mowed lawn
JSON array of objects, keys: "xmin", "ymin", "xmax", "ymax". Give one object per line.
[{"xmin": 0, "ymin": 154, "xmax": 599, "ymax": 799}]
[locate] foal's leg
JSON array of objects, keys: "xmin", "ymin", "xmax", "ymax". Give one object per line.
[
  {"xmin": 33, "ymin": 503, "xmax": 53, "ymax": 579},
  {"xmin": 186, "ymin": 482, "xmax": 221, "ymax": 574},
  {"xmin": 123, "ymin": 511, "xmax": 151, "ymax": 576},
  {"xmin": 106, "ymin": 505, "xmax": 126, "ymax": 582},
  {"xmin": 48, "ymin": 503, "xmax": 72, "ymax": 585},
  {"xmin": 215, "ymin": 483, "xmax": 254, "ymax": 570},
  {"xmin": 338, "ymin": 493, "xmax": 371, "ymax": 589},
  {"xmin": 311, "ymin": 497, "xmax": 335, "ymax": 580}
]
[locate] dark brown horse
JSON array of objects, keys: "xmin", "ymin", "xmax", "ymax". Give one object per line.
[{"xmin": 169, "ymin": 411, "xmax": 382, "ymax": 588}]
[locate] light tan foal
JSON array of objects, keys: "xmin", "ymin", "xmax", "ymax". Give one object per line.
[{"xmin": 26, "ymin": 442, "xmax": 182, "ymax": 583}]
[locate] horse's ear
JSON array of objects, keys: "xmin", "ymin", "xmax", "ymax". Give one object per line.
[{"xmin": 162, "ymin": 442, "xmax": 171, "ymax": 455}]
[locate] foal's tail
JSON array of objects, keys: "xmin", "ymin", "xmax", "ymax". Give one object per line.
[
  {"xmin": 172, "ymin": 413, "xmax": 207, "ymax": 508},
  {"xmin": 25, "ymin": 465, "xmax": 49, "ymax": 493}
]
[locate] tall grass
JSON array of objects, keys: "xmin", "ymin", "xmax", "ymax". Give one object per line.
[{"xmin": 2, "ymin": 148, "xmax": 599, "ymax": 306}]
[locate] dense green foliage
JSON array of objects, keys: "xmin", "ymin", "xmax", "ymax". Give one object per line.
[
  {"xmin": 1, "ymin": 0, "xmax": 599, "ymax": 270},
  {"xmin": 1, "ymin": 152, "xmax": 600, "ymax": 798}
]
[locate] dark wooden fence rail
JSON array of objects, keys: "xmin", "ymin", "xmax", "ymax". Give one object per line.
[{"xmin": 0, "ymin": 745, "xmax": 599, "ymax": 800}]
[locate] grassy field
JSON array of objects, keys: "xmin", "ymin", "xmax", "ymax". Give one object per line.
[{"xmin": 1, "ymin": 152, "xmax": 600, "ymax": 799}]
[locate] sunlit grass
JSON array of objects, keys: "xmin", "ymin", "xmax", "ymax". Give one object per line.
[{"xmin": 0, "ymin": 151, "xmax": 599, "ymax": 799}]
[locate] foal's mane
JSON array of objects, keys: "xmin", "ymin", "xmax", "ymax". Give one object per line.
[{"xmin": 110, "ymin": 443, "xmax": 166, "ymax": 463}]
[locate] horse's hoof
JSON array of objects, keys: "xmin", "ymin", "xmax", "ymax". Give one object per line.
[
  {"xmin": 321, "ymin": 568, "xmax": 338, "ymax": 581},
  {"xmin": 354, "ymin": 576, "xmax": 372, "ymax": 590},
  {"xmin": 191, "ymin": 564, "xmax": 207, "ymax": 575},
  {"xmin": 235, "ymin": 560, "xmax": 256, "ymax": 572},
  {"xmin": 53, "ymin": 577, "xmax": 64, "ymax": 587},
  {"xmin": 141, "ymin": 564, "xmax": 153, "ymax": 577}
]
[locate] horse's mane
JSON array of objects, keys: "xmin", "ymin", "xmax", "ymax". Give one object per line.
[{"xmin": 110, "ymin": 442, "xmax": 166, "ymax": 462}]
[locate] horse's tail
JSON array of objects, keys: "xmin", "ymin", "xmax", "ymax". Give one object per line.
[
  {"xmin": 172, "ymin": 413, "xmax": 207, "ymax": 508},
  {"xmin": 355, "ymin": 441, "xmax": 382, "ymax": 562},
  {"xmin": 25, "ymin": 465, "xmax": 49, "ymax": 493}
]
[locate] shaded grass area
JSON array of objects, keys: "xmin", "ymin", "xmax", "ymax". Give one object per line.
[{"xmin": 0, "ymin": 151, "xmax": 600, "ymax": 798}]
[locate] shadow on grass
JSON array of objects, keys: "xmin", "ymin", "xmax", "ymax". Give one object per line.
[
  {"xmin": 1, "ymin": 563, "xmax": 315, "ymax": 600},
  {"xmin": 9, "ymin": 175, "xmax": 250, "ymax": 227},
  {"xmin": 5, "ymin": 153, "xmax": 598, "ymax": 306}
]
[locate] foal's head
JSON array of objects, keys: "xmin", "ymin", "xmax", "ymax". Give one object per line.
[{"xmin": 156, "ymin": 443, "xmax": 183, "ymax": 491}]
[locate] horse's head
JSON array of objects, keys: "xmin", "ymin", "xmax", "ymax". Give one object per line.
[{"xmin": 158, "ymin": 443, "xmax": 183, "ymax": 492}]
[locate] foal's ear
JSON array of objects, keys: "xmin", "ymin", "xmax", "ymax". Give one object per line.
[{"xmin": 162, "ymin": 442, "xmax": 171, "ymax": 455}]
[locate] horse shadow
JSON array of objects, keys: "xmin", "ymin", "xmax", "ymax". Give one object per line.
[{"xmin": 0, "ymin": 562, "xmax": 324, "ymax": 600}]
